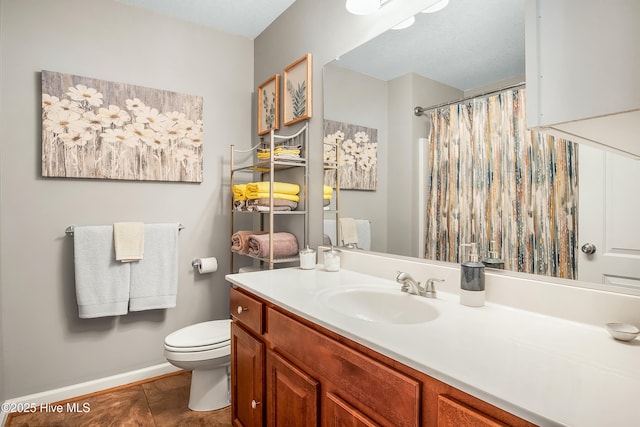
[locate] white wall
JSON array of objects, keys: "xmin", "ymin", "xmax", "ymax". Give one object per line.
[{"xmin": 0, "ymin": 0, "xmax": 252, "ymax": 399}]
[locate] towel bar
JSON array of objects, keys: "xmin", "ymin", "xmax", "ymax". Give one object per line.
[{"xmin": 65, "ymin": 223, "xmax": 185, "ymax": 236}]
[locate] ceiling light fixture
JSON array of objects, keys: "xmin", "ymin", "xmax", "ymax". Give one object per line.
[
  {"xmin": 392, "ymin": 15, "xmax": 415, "ymax": 30},
  {"xmin": 422, "ymin": 0, "xmax": 449, "ymax": 14},
  {"xmin": 345, "ymin": 0, "xmax": 381, "ymax": 15}
]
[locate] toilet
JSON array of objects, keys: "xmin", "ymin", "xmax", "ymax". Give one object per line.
[{"xmin": 164, "ymin": 319, "xmax": 231, "ymax": 411}]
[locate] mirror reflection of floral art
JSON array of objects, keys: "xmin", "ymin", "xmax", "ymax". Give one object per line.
[
  {"xmin": 41, "ymin": 70, "xmax": 203, "ymax": 182},
  {"xmin": 323, "ymin": 120, "xmax": 378, "ymax": 191}
]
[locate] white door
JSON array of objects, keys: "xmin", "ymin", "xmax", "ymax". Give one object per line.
[{"xmin": 578, "ymin": 145, "xmax": 640, "ymax": 289}]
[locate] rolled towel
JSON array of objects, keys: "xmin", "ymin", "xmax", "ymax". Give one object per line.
[
  {"xmin": 231, "ymin": 230, "xmax": 266, "ymax": 254},
  {"xmin": 233, "ymin": 184, "xmax": 247, "ymax": 201},
  {"xmin": 246, "ymin": 192, "xmax": 300, "ymax": 203},
  {"xmin": 248, "ymin": 232, "xmax": 299, "ymax": 259},
  {"xmin": 246, "ymin": 181, "xmax": 300, "ymax": 196}
]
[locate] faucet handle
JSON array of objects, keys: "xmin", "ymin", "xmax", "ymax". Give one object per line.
[{"xmin": 423, "ymin": 278, "xmax": 445, "ymax": 298}]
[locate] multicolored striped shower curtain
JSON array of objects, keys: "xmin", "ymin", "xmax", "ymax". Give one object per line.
[{"xmin": 424, "ymin": 88, "xmax": 578, "ymax": 279}]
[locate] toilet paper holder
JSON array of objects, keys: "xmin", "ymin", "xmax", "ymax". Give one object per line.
[{"xmin": 191, "ymin": 257, "xmax": 218, "ymax": 274}]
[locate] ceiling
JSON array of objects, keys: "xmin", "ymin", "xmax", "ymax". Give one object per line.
[
  {"xmin": 335, "ymin": 0, "xmax": 525, "ymax": 91},
  {"xmin": 112, "ymin": 0, "xmax": 525, "ymax": 91},
  {"xmin": 113, "ymin": 0, "xmax": 296, "ymax": 40}
]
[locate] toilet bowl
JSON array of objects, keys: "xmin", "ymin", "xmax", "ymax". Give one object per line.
[{"xmin": 164, "ymin": 319, "xmax": 231, "ymax": 411}]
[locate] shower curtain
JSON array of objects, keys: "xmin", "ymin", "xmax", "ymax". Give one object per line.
[{"xmin": 424, "ymin": 88, "xmax": 578, "ymax": 279}]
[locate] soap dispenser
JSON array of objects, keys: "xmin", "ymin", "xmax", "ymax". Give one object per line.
[
  {"xmin": 460, "ymin": 243, "xmax": 485, "ymax": 307},
  {"xmin": 482, "ymin": 240, "xmax": 504, "ymax": 269}
]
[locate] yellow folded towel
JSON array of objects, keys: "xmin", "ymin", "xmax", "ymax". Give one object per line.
[
  {"xmin": 246, "ymin": 181, "xmax": 300, "ymax": 196},
  {"xmin": 247, "ymin": 192, "xmax": 300, "ymax": 203},
  {"xmin": 257, "ymin": 147, "xmax": 301, "ymax": 159},
  {"xmin": 323, "ymin": 185, "xmax": 333, "ymax": 195},
  {"xmin": 323, "ymin": 194, "xmax": 332, "ymax": 200},
  {"xmin": 113, "ymin": 222, "xmax": 144, "ymax": 262},
  {"xmin": 233, "ymin": 184, "xmax": 247, "ymax": 201}
]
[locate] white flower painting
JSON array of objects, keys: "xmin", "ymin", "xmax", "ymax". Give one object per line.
[
  {"xmin": 323, "ymin": 120, "xmax": 378, "ymax": 191},
  {"xmin": 41, "ymin": 70, "xmax": 203, "ymax": 182}
]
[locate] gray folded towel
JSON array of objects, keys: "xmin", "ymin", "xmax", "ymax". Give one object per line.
[
  {"xmin": 129, "ymin": 224, "xmax": 179, "ymax": 311},
  {"xmin": 74, "ymin": 226, "xmax": 130, "ymax": 318}
]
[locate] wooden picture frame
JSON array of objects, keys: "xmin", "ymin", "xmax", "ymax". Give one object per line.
[
  {"xmin": 257, "ymin": 74, "xmax": 280, "ymax": 136},
  {"xmin": 283, "ymin": 53, "xmax": 312, "ymax": 126}
]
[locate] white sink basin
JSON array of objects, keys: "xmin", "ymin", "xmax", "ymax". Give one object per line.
[{"xmin": 316, "ymin": 286, "xmax": 439, "ymax": 324}]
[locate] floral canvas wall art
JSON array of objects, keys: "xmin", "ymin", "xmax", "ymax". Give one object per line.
[
  {"xmin": 323, "ymin": 120, "xmax": 378, "ymax": 191},
  {"xmin": 41, "ymin": 70, "xmax": 203, "ymax": 182}
]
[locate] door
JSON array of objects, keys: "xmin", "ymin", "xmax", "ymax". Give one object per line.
[
  {"xmin": 266, "ymin": 350, "xmax": 319, "ymax": 426},
  {"xmin": 578, "ymin": 145, "xmax": 640, "ymax": 288},
  {"xmin": 231, "ymin": 322, "xmax": 264, "ymax": 427}
]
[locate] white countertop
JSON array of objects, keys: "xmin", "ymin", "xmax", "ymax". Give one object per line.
[{"xmin": 226, "ymin": 267, "xmax": 640, "ymax": 427}]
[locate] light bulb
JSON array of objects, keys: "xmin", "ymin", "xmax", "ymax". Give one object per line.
[{"xmin": 346, "ymin": 0, "xmax": 381, "ymax": 15}]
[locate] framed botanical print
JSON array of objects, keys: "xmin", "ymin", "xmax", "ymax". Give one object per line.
[
  {"xmin": 283, "ymin": 53, "xmax": 312, "ymax": 126},
  {"xmin": 257, "ymin": 74, "xmax": 280, "ymax": 135}
]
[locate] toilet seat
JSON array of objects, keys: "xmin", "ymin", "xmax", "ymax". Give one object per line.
[{"xmin": 164, "ymin": 319, "xmax": 231, "ymax": 353}]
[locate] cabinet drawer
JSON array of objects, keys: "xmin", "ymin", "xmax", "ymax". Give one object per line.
[
  {"xmin": 230, "ymin": 287, "xmax": 263, "ymax": 334},
  {"xmin": 268, "ymin": 308, "xmax": 420, "ymax": 427}
]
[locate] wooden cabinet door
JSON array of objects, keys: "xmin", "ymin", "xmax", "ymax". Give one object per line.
[
  {"xmin": 437, "ymin": 395, "xmax": 508, "ymax": 427},
  {"xmin": 231, "ymin": 322, "xmax": 264, "ymax": 427},
  {"xmin": 266, "ymin": 350, "xmax": 320, "ymax": 426},
  {"xmin": 325, "ymin": 392, "xmax": 380, "ymax": 427}
]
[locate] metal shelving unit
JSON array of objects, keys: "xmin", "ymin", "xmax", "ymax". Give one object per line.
[{"xmin": 230, "ymin": 124, "xmax": 308, "ymax": 272}]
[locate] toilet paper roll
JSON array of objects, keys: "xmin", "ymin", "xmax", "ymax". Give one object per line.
[{"xmin": 196, "ymin": 257, "xmax": 218, "ymax": 274}]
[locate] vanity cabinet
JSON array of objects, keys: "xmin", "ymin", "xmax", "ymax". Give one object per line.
[
  {"xmin": 230, "ymin": 288, "xmax": 265, "ymax": 427},
  {"xmin": 230, "ymin": 286, "xmax": 536, "ymax": 427},
  {"xmin": 524, "ymin": 0, "xmax": 640, "ymax": 157}
]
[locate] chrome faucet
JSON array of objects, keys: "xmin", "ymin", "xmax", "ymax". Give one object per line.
[{"xmin": 395, "ymin": 271, "xmax": 444, "ymax": 299}]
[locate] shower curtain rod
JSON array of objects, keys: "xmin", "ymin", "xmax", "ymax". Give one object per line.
[{"xmin": 413, "ymin": 82, "xmax": 526, "ymax": 117}]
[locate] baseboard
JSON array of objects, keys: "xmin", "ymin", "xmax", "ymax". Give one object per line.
[{"xmin": 1, "ymin": 363, "xmax": 181, "ymax": 426}]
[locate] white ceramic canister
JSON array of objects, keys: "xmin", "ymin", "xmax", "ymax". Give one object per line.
[{"xmin": 323, "ymin": 248, "xmax": 341, "ymax": 272}]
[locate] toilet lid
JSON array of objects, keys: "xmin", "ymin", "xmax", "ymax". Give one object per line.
[{"xmin": 165, "ymin": 319, "xmax": 231, "ymax": 349}]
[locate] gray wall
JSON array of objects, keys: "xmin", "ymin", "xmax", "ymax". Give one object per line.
[
  {"xmin": 323, "ymin": 64, "xmax": 463, "ymax": 257},
  {"xmin": 255, "ymin": 0, "xmax": 440, "ymax": 248},
  {"xmin": 323, "ymin": 63, "xmax": 389, "ymax": 252},
  {"xmin": 0, "ymin": 0, "xmax": 252, "ymax": 399}
]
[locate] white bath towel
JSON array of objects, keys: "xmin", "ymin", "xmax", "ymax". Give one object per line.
[
  {"xmin": 73, "ymin": 225, "xmax": 130, "ymax": 318},
  {"xmin": 113, "ymin": 222, "xmax": 144, "ymax": 262},
  {"xmin": 340, "ymin": 218, "xmax": 359, "ymax": 246},
  {"xmin": 129, "ymin": 223, "xmax": 179, "ymax": 311}
]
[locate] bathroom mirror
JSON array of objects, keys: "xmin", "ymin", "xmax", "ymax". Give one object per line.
[{"xmin": 322, "ymin": 0, "xmax": 640, "ymax": 290}]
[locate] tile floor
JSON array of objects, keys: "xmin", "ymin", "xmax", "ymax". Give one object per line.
[{"xmin": 5, "ymin": 371, "xmax": 231, "ymax": 427}]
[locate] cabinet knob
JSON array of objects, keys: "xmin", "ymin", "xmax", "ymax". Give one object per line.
[
  {"xmin": 237, "ymin": 306, "xmax": 248, "ymax": 314},
  {"xmin": 251, "ymin": 399, "xmax": 261, "ymax": 409}
]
